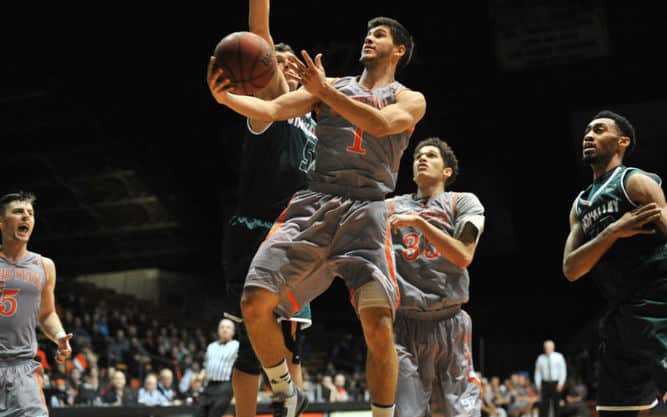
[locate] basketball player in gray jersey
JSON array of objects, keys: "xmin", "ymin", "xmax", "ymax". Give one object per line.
[
  {"xmin": 387, "ymin": 138, "xmax": 484, "ymax": 417},
  {"xmin": 563, "ymin": 110, "xmax": 667, "ymax": 415},
  {"xmin": 0, "ymin": 191, "xmax": 72, "ymax": 417},
  {"xmin": 208, "ymin": 16, "xmax": 426, "ymax": 417}
]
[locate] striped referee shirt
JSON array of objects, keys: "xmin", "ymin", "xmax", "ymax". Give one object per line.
[{"xmin": 203, "ymin": 339, "xmax": 239, "ymax": 383}]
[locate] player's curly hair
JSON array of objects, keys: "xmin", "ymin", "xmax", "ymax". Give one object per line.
[
  {"xmin": 414, "ymin": 137, "xmax": 459, "ymax": 187},
  {"xmin": 367, "ymin": 17, "xmax": 414, "ymax": 73}
]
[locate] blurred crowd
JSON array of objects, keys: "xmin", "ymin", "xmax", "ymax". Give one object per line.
[{"xmin": 37, "ymin": 282, "xmax": 591, "ymax": 416}]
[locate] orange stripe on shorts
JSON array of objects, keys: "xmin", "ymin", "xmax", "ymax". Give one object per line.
[
  {"xmin": 385, "ymin": 199, "xmax": 400, "ymax": 307},
  {"xmin": 264, "ymin": 194, "xmax": 296, "ymax": 241}
]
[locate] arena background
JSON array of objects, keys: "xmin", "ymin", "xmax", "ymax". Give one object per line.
[{"xmin": 3, "ymin": 1, "xmax": 667, "ymax": 415}]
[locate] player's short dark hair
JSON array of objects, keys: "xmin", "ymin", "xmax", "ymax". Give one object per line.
[
  {"xmin": 593, "ymin": 110, "xmax": 636, "ymax": 158},
  {"xmin": 0, "ymin": 191, "xmax": 36, "ymax": 215},
  {"xmin": 367, "ymin": 17, "xmax": 414, "ymax": 73},
  {"xmin": 414, "ymin": 137, "xmax": 459, "ymax": 187},
  {"xmin": 275, "ymin": 42, "xmax": 295, "ymax": 55}
]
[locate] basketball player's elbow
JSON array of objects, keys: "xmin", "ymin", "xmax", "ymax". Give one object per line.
[
  {"xmin": 562, "ymin": 261, "xmax": 586, "ymax": 282},
  {"xmin": 455, "ymin": 254, "xmax": 473, "ymax": 269}
]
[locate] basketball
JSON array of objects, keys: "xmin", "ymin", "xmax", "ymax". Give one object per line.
[{"xmin": 213, "ymin": 31, "xmax": 276, "ymax": 95}]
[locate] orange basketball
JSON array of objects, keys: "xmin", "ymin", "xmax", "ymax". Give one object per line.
[{"xmin": 213, "ymin": 31, "xmax": 276, "ymax": 95}]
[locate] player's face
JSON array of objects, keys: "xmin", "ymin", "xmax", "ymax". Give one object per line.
[
  {"xmin": 413, "ymin": 145, "xmax": 450, "ymax": 186},
  {"xmin": 0, "ymin": 200, "xmax": 35, "ymax": 244},
  {"xmin": 276, "ymin": 50, "xmax": 299, "ymax": 92},
  {"xmin": 360, "ymin": 25, "xmax": 396, "ymax": 65},
  {"xmin": 582, "ymin": 118, "xmax": 625, "ymax": 164}
]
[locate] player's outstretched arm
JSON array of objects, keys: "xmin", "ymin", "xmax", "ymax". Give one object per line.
[
  {"xmin": 248, "ymin": 0, "xmax": 289, "ymax": 133},
  {"xmin": 38, "ymin": 257, "xmax": 72, "ymax": 363},
  {"xmin": 207, "ymin": 57, "xmax": 316, "ymax": 121},
  {"xmin": 249, "ymin": 0, "xmax": 273, "ymax": 49}
]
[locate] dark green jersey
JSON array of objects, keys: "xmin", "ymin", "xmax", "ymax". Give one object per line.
[
  {"xmin": 235, "ymin": 115, "xmax": 317, "ymax": 223},
  {"xmin": 575, "ymin": 165, "xmax": 667, "ymax": 303}
]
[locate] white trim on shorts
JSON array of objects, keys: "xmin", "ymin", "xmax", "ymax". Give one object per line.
[{"xmin": 596, "ymin": 398, "xmax": 658, "ymax": 411}]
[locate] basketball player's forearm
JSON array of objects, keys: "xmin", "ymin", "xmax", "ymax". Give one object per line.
[
  {"xmin": 317, "ymin": 84, "xmax": 391, "ymax": 137},
  {"xmin": 40, "ymin": 312, "xmax": 67, "ymax": 343},
  {"xmin": 222, "ymin": 93, "xmax": 276, "ymax": 121},
  {"xmin": 563, "ymin": 229, "xmax": 617, "ymax": 281},
  {"xmin": 415, "ymin": 217, "xmax": 475, "ymax": 268}
]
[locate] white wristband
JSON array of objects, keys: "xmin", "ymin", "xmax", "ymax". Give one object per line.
[{"xmin": 55, "ymin": 331, "xmax": 67, "ymax": 340}]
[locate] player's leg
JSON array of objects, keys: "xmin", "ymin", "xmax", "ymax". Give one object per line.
[
  {"xmin": 432, "ymin": 309, "xmax": 481, "ymax": 417},
  {"xmin": 232, "ymin": 369, "xmax": 260, "ymax": 417},
  {"xmin": 333, "ymin": 199, "xmax": 401, "ymax": 417},
  {"xmin": 222, "ymin": 220, "xmax": 269, "ymax": 417},
  {"xmin": 231, "ymin": 321, "xmax": 264, "ymax": 417},
  {"xmin": 282, "ymin": 320, "xmax": 307, "ymax": 389},
  {"xmin": 596, "ymin": 309, "xmax": 658, "ymax": 414},
  {"xmin": 394, "ymin": 315, "xmax": 432, "ymax": 417},
  {"xmin": 357, "ymin": 281, "xmax": 398, "ymax": 417}
]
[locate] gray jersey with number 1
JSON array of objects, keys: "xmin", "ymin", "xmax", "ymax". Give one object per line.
[{"xmin": 310, "ymin": 76, "xmax": 413, "ymax": 201}]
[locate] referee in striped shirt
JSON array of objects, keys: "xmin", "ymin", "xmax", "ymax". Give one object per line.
[{"xmin": 194, "ymin": 318, "xmax": 239, "ymax": 417}]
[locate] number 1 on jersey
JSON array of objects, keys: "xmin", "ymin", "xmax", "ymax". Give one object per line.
[{"xmin": 346, "ymin": 127, "xmax": 367, "ymax": 155}]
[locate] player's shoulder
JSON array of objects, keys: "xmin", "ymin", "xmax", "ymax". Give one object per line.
[
  {"xmin": 452, "ymin": 191, "xmax": 483, "ymax": 206},
  {"xmin": 625, "ymin": 166, "xmax": 662, "ymax": 185},
  {"xmin": 37, "ymin": 255, "xmax": 56, "ymax": 273}
]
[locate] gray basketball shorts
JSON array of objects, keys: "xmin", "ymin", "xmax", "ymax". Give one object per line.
[
  {"xmin": 394, "ymin": 309, "xmax": 481, "ymax": 417},
  {"xmin": 244, "ymin": 189, "xmax": 400, "ymax": 318},
  {"xmin": 0, "ymin": 360, "xmax": 48, "ymax": 417}
]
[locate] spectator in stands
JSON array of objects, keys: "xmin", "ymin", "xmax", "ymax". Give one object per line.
[
  {"xmin": 184, "ymin": 374, "xmax": 205, "ymax": 405},
  {"xmin": 559, "ymin": 377, "xmax": 590, "ymax": 417},
  {"xmin": 508, "ymin": 372, "xmax": 539, "ymax": 417},
  {"xmin": 138, "ymin": 372, "xmax": 169, "ymax": 406},
  {"xmin": 178, "ymin": 355, "xmax": 202, "ymax": 395},
  {"xmin": 75, "ymin": 368, "xmax": 101, "ymax": 405},
  {"xmin": 72, "ymin": 316, "xmax": 92, "ymax": 349},
  {"xmin": 319, "ymin": 375, "xmax": 336, "ymax": 402},
  {"xmin": 101, "ymin": 369, "xmax": 137, "ymax": 406},
  {"xmin": 109, "ymin": 328, "xmax": 130, "ymax": 365},
  {"xmin": 49, "ymin": 377, "xmax": 71, "ymax": 408},
  {"xmin": 482, "ymin": 376, "xmax": 508, "ymax": 417},
  {"xmin": 490, "ymin": 375, "xmax": 512, "ymax": 413},
  {"xmin": 332, "ymin": 373, "xmax": 351, "ymax": 402},
  {"xmin": 157, "ymin": 367, "xmax": 180, "ymax": 405}
]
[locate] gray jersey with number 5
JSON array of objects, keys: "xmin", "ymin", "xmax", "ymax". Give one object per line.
[{"xmin": 0, "ymin": 251, "xmax": 46, "ymax": 361}]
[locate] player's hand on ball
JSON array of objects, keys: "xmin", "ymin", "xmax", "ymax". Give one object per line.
[
  {"xmin": 207, "ymin": 57, "xmax": 236, "ymax": 103},
  {"xmin": 55, "ymin": 333, "xmax": 73, "ymax": 364}
]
